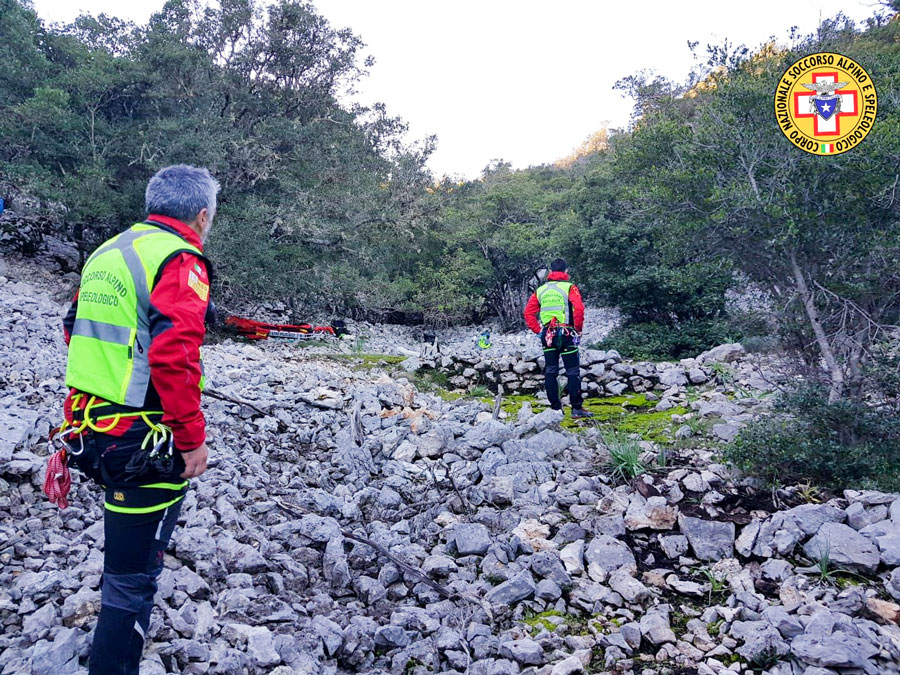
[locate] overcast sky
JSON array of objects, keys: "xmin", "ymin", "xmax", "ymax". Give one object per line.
[{"xmin": 31, "ymin": 0, "xmax": 878, "ymax": 178}]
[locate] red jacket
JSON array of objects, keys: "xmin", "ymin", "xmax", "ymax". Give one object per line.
[
  {"xmin": 523, "ymin": 271, "xmax": 585, "ymax": 334},
  {"xmin": 63, "ymin": 214, "xmax": 209, "ymax": 451}
]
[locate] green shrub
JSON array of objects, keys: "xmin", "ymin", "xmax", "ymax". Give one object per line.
[
  {"xmin": 599, "ymin": 319, "xmax": 738, "ymax": 361},
  {"xmin": 410, "ymin": 369, "xmax": 451, "ymax": 392},
  {"xmin": 721, "ymin": 387, "xmax": 900, "ymax": 491},
  {"xmin": 865, "ymin": 346, "xmax": 900, "ymax": 402},
  {"xmin": 727, "ymin": 307, "xmax": 775, "ymax": 341}
]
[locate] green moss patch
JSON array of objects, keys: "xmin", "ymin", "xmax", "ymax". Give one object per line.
[
  {"xmin": 407, "ymin": 370, "xmax": 452, "ymax": 395},
  {"xmin": 325, "ymin": 353, "xmax": 407, "ymax": 369},
  {"xmin": 567, "ymin": 394, "xmax": 688, "ymax": 442},
  {"xmin": 670, "ymin": 610, "xmax": 691, "ymax": 637},
  {"xmin": 522, "ymin": 609, "xmax": 566, "ymax": 636},
  {"xmin": 521, "ymin": 610, "xmax": 594, "ymax": 637},
  {"xmin": 606, "ymin": 406, "xmax": 689, "ymax": 442},
  {"xmin": 481, "ymin": 392, "xmax": 688, "ymax": 442},
  {"xmin": 480, "ymin": 394, "xmax": 547, "ymax": 416},
  {"xmin": 835, "ymin": 574, "xmax": 863, "ymax": 588}
]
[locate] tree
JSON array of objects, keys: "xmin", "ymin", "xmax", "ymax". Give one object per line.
[
  {"xmin": 424, "ymin": 162, "xmax": 580, "ymax": 329},
  {"xmin": 0, "ymin": 0, "xmax": 436, "ymax": 318},
  {"xmin": 610, "ymin": 16, "xmax": 900, "ymax": 398},
  {"xmin": 0, "ymin": 0, "xmax": 49, "ymax": 104}
]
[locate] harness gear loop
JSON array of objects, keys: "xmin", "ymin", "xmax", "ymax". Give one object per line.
[
  {"xmin": 69, "ymin": 394, "xmax": 167, "ymax": 437},
  {"xmin": 83, "ymin": 397, "xmax": 122, "ymax": 434},
  {"xmin": 123, "ymin": 423, "xmax": 174, "ymax": 481}
]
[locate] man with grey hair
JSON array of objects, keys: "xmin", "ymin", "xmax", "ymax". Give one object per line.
[{"xmin": 61, "ymin": 165, "xmax": 218, "ymax": 673}]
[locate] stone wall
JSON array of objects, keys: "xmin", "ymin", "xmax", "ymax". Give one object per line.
[{"xmin": 412, "ymin": 343, "xmax": 747, "ymax": 398}]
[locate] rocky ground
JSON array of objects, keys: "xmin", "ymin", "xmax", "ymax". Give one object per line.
[{"xmin": 1, "ymin": 253, "xmax": 900, "ymax": 675}]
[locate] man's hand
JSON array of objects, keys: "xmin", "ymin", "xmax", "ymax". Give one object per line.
[{"xmin": 180, "ymin": 442, "xmax": 209, "ymax": 479}]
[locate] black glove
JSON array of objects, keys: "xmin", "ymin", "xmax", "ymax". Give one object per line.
[{"xmin": 205, "ymin": 300, "xmax": 219, "ymax": 328}]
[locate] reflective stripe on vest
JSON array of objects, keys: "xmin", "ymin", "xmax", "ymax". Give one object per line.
[
  {"xmin": 536, "ymin": 281, "xmax": 573, "ymax": 326},
  {"xmin": 66, "ymin": 224, "xmax": 204, "ymax": 407},
  {"xmin": 71, "ymin": 318, "xmax": 133, "ymax": 345}
]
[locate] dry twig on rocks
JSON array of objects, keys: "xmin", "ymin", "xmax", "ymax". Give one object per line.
[
  {"xmin": 204, "ymin": 387, "xmax": 270, "ymax": 417},
  {"xmin": 204, "ymin": 387, "xmax": 288, "ymax": 432},
  {"xmin": 272, "ymin": 497, "xmax": 495, "ymax": 622},
  {"xmin": 273, "ymin": 497, "xmax": 453, "ymax": 599}
]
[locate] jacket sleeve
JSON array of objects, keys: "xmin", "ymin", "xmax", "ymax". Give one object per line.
[
  {"xmin": 148, "ymin": 253, "xmax": 210, "ymax": 451},
  {"xmin": 523, "ymin": 292, "xmax": 542, "ymax": 333},
  {"xmin": 63, "ymin": 291, "xmax": 79, "ymax": 346},
  {"xmin": 569, "ymin": 284, "xmax": 585, "ymax": 333}
]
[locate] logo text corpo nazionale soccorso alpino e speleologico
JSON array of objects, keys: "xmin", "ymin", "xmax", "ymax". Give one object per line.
[{"xmin": 775, "ymin": 52, "xmax": 877, "ymax": 156}]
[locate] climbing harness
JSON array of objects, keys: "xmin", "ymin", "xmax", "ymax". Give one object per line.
[
  {"xmin": 63, "ymin": 393, "xmax": 166, "ymax": 436},
  {"xmin": 543, "ymin": 318, "xmax": 581, "ymax": 351},
  {"xmin": 42, "ymin": 393, "xmax": 173, "ymax": 509}
]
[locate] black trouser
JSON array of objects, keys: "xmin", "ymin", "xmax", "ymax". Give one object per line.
[
  {"xmin": 89, "ymin": 500, "xmax": 182, "ymax": 674},
  {"xmin": 70, "ymin": 419, "xmax": 186, "ymax": 675},
  {"xmin": 542, "ymin": 331, "xmax": 583, "ymax": 409}
]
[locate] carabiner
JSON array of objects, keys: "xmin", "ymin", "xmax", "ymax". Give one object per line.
[
  {"xmin": 49, "ymin": 426, "xmax": 82, "ymax": 456},
  {"xmin": 66, "ymin": 429, "xmax": 86, "ymax": 457},
  {"xmin": 149, "ymin": 434, "xmax": 167, "ymax": 459}
]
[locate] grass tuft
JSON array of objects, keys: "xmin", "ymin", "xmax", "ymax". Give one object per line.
[{"xmin": 603, "ymin": 430, "xmax": 646, "ymax": 483}]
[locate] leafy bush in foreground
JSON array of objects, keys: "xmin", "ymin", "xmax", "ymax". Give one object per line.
[{"xmin": 721, "ymin": 387, "xmax": 900, "ymax": 492}]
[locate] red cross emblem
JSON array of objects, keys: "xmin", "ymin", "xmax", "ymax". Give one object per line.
[{"xmin": 793, "ymin": 72, "xmax": 859, "ymax": 136}]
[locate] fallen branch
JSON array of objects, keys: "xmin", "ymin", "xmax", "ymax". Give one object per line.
[
  {"xmin": 204, "ymin": 388, "xmax": 289, "ymax": 432},
  {"xmin": 204, "ymin": 387, "xmax": 271, "ymax": 417},
  {"xmin": 273, "ymin": 497, "xmax": 454, "ymax": 600},
  {"xmin": 435, "ymin": 460, "xmax": 474, "ymax": 517},
  {"xmin": 350, "ymin": 398, "xmax": 364, "ymax": 447},
  {"xmin": 342, "ymin": 529, "xmax": 455, "ymax": 599}
]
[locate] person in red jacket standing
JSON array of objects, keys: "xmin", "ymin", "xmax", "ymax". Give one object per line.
[
  {"xmin": 61, "ymin": 165, "xmax": 216, "ymax": 674},
  {"xmin": 524, "ymin": 258, "xmax": 594, "ymax": 417}
]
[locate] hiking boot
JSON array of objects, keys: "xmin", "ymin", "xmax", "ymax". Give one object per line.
[{"xmin": 571, "ymin": 408, "xmax": 594, "ymax": 418}]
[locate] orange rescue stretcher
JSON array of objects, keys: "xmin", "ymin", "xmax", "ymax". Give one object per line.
[{"xmin": 225, "ymin": 316, "xmax": 346, "ymax": 341}]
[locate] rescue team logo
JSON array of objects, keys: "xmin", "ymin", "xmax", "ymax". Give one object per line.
[
  {"xmin": 775, "ymin": 52, "xmax": 877, "ymax": 156},
  {"xmin": 187, "ymin": 269, "xmax": 209, "ymax": 301}
]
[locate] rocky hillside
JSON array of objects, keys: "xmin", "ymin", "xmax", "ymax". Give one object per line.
[{"xmin": 1, "ymin": 255, "xmax": 899, "ymax": 675}]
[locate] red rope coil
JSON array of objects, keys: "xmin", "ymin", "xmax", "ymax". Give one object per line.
[{"xmin": 43, "ymin": 449, "xmax": 71, "ymax": 509}]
